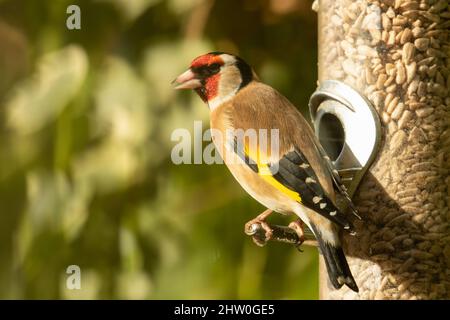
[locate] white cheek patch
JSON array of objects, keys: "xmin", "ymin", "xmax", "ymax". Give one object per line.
[
  {"xmin": 220, "ymin": 54, "xmax": 237, "ymax": 65},
  {"xmin": 208, "ymin": 88, "xmax": 238, "ymax": 111}
]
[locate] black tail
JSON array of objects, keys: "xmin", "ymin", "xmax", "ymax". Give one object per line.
[{"xmin": 313, "ymin": 227, "xmax": 359, "ymax": 292}]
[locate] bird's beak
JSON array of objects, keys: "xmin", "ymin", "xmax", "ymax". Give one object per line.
[{"xmin": 172, "ymin": 69, "xmax": 202, "ymax": 90}]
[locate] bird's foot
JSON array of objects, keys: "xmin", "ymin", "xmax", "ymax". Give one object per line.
[{"xmin": 244, "ymin": 209, "xmax": 274, "ymax": 247}]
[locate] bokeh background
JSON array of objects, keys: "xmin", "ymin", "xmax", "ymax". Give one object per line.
[{"xmin": 0, "ymin": 0, "xmax": 318, "ymax": 299}]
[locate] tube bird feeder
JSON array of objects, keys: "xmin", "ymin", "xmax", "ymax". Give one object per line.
[{"xmin": 312, "ymin": 0, "xmax": 449, "ymax": 299}]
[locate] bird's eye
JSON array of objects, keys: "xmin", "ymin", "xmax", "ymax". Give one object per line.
[
  {"xmin": 208, "ymin": 63, "xmax": 221, "ymax": 74},
  {"xmin": 193, "ymin": 63, "xmax": 221, "ymax": 78}
]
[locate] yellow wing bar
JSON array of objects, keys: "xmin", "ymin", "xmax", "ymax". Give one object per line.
[
  {"xmin": 257, "ymin": 163, "xmax": 302, "ymax": 203},
  {"xmin": 242, "ymin": 140, "xmax": 302, "ymax": 203}
]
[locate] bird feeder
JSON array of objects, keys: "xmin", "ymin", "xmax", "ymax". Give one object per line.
[{"xmin": 312, "ymin": 0, "xmax": 449, "ymax": 300}]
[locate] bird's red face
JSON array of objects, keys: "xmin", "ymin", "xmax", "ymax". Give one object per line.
[
  {"xmin": 173, "ymin": 53, "xmax": 225, "ymax": 103},
  {"xmin": 173, "ymin": 52, "xmax": 254, "ymax": 109}
]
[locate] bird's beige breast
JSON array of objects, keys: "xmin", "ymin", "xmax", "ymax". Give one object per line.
[{"xmin": 210, "ymin": 106, "xmax": 296, "ymax": 214}]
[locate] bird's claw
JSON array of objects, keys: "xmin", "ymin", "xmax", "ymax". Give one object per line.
[
  {"xmin": 244, "ymin": 209, "xmax": 274, "ymax": 246},
  {"xmin": 245, "ymin": 220, "xmax": 273, "ymax": 247},
  {"xmin": 245, "ymin": 210, "xmax": 316, "ymax": 248},
  {"xmin": 288, "ymin": 220, "xmax": 305, "ymax": 251}
]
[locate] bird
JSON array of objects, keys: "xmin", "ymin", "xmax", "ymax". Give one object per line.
[{"xmin": 172, "ymin": 52, "xmax": 360, "ymax": 292}]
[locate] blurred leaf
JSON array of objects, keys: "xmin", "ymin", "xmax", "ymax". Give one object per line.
[
  {"xmin": 119, "ymin": 227, "xmax": 143, "ymax": 272},
  {"xmin": 72, "ymin": 141, "xmax": 140, "ymax": 194},
  {"xmin": 97, "ymin": 0, "xmax": 162, "ymax": 21},
  {"xmin": 61, "ymin": 183, "xmax": 92, "ymax": 241},
  {"xmin": 72, "ymin": 56, "xmax": 152, "ymax": 193},
  {"xmin": 94, "ymin": 56, "xmax": 151, "ymax": 146},
  {"xmin": 168, "ymin": 0, "xmax": 203, "ymax": 15},
  {"xmin": 158, "ymin": 95, "xmax": 209, "ymax": 152},
  {"xmin": 117, "ymin": 226, "xmax": 152, "ymax": 299},
  {"xmin": 116, "ymin": 271, "xmax": 152, "ymax": 299},
  {"xmin": 25, "ymin": 169, "xmax": 71, "ymax": 232},
  {"xmin": 15, "ymin": 209, "xmax": 33, "ymax": 266},
  {"xmin": 6, "ymin": 45, "xmax": 88, "ymax": 134}
]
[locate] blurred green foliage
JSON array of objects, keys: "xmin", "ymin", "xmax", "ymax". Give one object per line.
[{"xmin": 0, "ymin": 0, "xmax": 318, "ymax": 299}]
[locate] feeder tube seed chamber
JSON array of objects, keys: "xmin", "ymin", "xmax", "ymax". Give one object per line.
[{"xmin": 314, "ymin": 0, "xmax": 449, "ymax": 299}]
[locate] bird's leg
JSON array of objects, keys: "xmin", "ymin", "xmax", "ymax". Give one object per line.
[
  {"xmin": 245, "ymin": 211, "xmax": 318, "ymax": 248},
  {"xmin": 244, "ymin": 209, "xmax": 274, "ymax": 247}
]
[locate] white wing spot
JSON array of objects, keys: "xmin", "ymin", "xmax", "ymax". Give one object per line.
[
  {"xmin": 330, "ymin": 211, "xmax": 337, "ymax": 216},
  {"xmin": 305, "ymin": 177, "xmax": 316, "ymax": 184},
  {"xmin": 300, "ymin": 163, "xmax": 310, "ymax": 169},
  {"xmin": 320, "ymin": 203, "xmax": 327, "ymax": 209},
  {"xmin": 313, "ymin": 196, "xmax": 322, "ymax": 204}
]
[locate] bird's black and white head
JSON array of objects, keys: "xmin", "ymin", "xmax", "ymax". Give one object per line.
[{"xmin": 173, "ymin": 52, "xmax": 256, "ymax": 110}]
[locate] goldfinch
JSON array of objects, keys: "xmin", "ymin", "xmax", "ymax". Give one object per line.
[{"xmin": 173, "ymin": 52, "xmax": 359, "ymax": 292}]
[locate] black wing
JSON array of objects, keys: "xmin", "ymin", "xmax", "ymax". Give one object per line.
[
  {"xmin": 230, "ymin": 135, "xmax": 354, "ymax": 231},
  {"xmin": 269, "ymin": 148, "xmax": 354, "ymax": 231}
]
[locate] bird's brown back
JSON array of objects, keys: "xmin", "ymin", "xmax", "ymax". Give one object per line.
[{"xmin": 218, "ymin": 81, "xmax": 335, "ymax": 200}]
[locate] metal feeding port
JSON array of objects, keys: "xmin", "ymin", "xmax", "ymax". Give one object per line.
[{"xmin": 309, "ymin": 80, "xmax": 382, "ymax": 197}]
